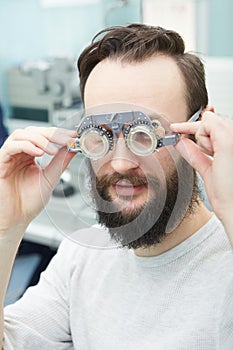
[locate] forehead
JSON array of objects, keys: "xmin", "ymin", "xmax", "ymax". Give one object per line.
[{"xmin": 84, "ymin": 55, "xmax": 188, "ymax": 123}]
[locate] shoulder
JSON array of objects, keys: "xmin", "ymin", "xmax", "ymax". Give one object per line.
[
  {"xmin": 54, "ymin": 225, "xmax": 122, "ymax": 272},
  {"xmin": 205, "ymin": 214, "xmax": 232, "ymax": 250}
]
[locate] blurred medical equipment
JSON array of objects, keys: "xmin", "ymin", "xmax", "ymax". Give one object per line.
[
  {"xmin": 6, "ymin": 57, "xmax": 96, "ymax": 249},
  {"xmin": 20, "ymin": 150, "xmax": 97, "ymax": 250},
  {"xmin": 7, "ymin": 56, "xmax": 81, "ymax": 128}
]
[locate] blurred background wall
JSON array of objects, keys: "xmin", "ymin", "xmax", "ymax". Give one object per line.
[
  {"xmin": 0, "ymin": 0, "xmax": 140, "ymax": 116},
  {"xmin": 0, "ymin": 0, "xmax": 233, "ymax": 119}
]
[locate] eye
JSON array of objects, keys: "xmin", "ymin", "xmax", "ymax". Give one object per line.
[
  {"xmin": 125, "ymin": 124, "xmax": 157, "ymax": 156},
  {"xmin": 79, "ymin": 126, "xmax": 112, "ymax": 159},
  {"xmin": 133, "ymin": 131, "xmax": 152, "ymax": 146}
]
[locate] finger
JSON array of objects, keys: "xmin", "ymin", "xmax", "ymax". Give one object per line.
[
  {"xmin": 171, "ymin": 112, "xmax": 233, "ymax": 157},
  {"xmin": 42, "ymin": 147, "xmax": 77, "ymax": 187},
  {"xmin": 0, "ymin": 140, "xmax": 44, "ymax": 163},
  {"xmin": 195, "ymin": 135, "xmax": 214, "ymax": 156},
  {"xmin": 8, "ymin": 128, "xmax": 76, "ymax": 155},
  {"xmin": 170, "ymin": 121, "xmax": 202, "ymax": 134},
  {"xmin": 170, "ymin": 111, "xmax": 220, "ymax": 134},
  {"xmin": 10, "ymin": 127, "xmax": 76, "ymax": 145},
  {"xmin": 196, "ymin": 113, "xmax": 233, "ymax": 152},
  {"xmin": 9, "ymin": 130, "xmax": 59, "ymax": 155},
  {"xmin": 175, "ymin": 138, "xmax": 212, "ymax": 179},
  {"xmin": 24, "ymin": 126, "xmax": 76, "ymax": 144}
]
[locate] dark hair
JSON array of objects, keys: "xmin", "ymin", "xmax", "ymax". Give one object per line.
[{"xmin": 78, "ymin": 23, "xmax": 208, "ymax": 116}]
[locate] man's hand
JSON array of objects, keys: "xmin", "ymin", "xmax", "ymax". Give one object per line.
[
  {"xmin": 0, "ymin": 125, "xmax": 77, "ymax": 347},
  {"xmin": 171, "ymin": 111, "xmax": 233, "ymax": 237},
  {"xmin": 0, "ymin": 126, "xmax": 76, "ymax": 237}
]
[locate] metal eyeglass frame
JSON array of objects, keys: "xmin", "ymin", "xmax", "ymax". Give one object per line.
[{"xmin": 67, "ymin": 107, "xmax": 202, "ymax": 159}]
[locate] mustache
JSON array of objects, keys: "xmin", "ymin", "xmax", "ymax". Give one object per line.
[{"xmin": 96, "ymin": 172, "xmax": 149, "ymax": 189}]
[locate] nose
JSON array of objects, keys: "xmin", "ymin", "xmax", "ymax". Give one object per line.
[{"xmin": 110, "ymin": 136, "xmax": 139, "ymax": 173}]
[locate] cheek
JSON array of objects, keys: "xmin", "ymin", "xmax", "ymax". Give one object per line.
[
  {"xmin": 141, "ymin": 148, "xmax": 181, "ymax": 178},
  {"xmin": 90, "ymin": 147, "xmax": 181, "ymax": 178},
  {"xmin": 90, "ymin": 155, "xmax": 112, "ymax": 177},
  {"xmin": 140, "ymin": 150, "xmax": 169, "ymax": 173}
]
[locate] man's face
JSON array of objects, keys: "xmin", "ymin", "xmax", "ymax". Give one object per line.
[{"xmin": 84, "ymin": 56, "xmax": 199, "ymax": 249}]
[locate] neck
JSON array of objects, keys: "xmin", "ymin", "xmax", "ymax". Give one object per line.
[{"xmin": 134, "ymin": 200, "xmax": 212, "ymax": 257}]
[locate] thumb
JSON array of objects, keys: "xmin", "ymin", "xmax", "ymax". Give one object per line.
[{"xmin": 43, "ymin": 146, "xmax": 77, "ymax": 187}]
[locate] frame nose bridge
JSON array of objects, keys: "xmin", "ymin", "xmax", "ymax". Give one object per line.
[{"xmin": 110, "ymin": 121, "xmax": 125, "ymax": 143}]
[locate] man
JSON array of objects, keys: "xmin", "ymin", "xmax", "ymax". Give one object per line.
[{"xmin": 1, "ymin": 24, "xmax": 233, "ymax": 349}]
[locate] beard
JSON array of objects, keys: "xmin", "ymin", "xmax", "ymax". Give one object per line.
[{"xmin": 87, "ymin": 157, "xmax": 200, "ymax": 250}]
